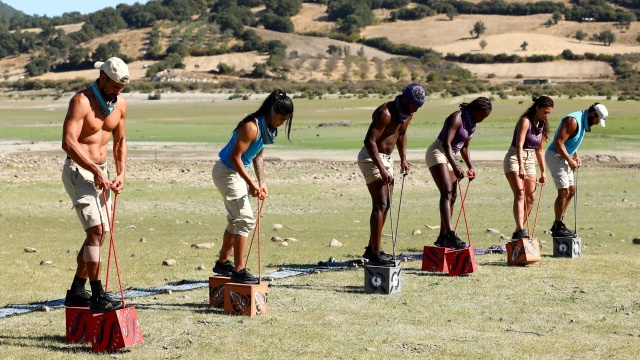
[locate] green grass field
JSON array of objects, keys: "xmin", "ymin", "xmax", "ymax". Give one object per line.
[{"xmin": 0, "ymin": 96, "xmax": 639, "ymax": 359}]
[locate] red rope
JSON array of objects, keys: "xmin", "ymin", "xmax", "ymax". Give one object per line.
[
  {"xmin": 456, "ymin": 180, "xmax": 472, "ymax": 247},
  {"xmin": 531, "ymin": 183, "xmax": 544, "ymax": 238},
  {"xmin": 244, "ymin": 199, "xmax": 264, "ymax": 265},
  {"xmin": 104, "ymin": 191, "xmax": 115, "ymax": 293},
  {"xmin": 454, "ymin": 179, "xmax": 470, "ymax": 232},
  {"xmin": 102, "ymin": 190, "xmax": 126, "ymax": 307}
]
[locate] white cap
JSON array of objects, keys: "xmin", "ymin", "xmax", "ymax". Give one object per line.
[
  {"xmin": 594, "ymin": 104, "xmax": 608, "ymax": 127},
  {"xmin": 94, "ymin": 57, "xmax": 130, "ymax": 84}
]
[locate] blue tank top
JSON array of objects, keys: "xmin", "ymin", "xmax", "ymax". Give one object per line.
[
  {"xmin": 510, "ymin": 117, "xmax": 544, "ymax": 149},
  {"xmin": 437, "ymin": 109, "xmax": 476, "ymax": 152},
  {"xmin": 218, "ymin": 117, "xmax": 267, "ymax": 171},
  {"xmin": 548, "ymin": 110, "xmax": 587, "ymax": 156}
]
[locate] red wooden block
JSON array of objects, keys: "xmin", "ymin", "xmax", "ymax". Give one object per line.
[
  {"xmin": 223, "ymin": 283, "xmax": 268, "ymax": 317},
  {"xmin": 506, "ymin": 238, "xmax": 541, "ymax": 266},
  {"xmin": 421, "ymin": 246, "xmax": 452, "ymax": 272},
  {"xmin": 65, "ymin": 306, "xmax": 100, "ymax": 343},
  {"xmin": 88, "ymin": 306, "xmax": 143, "ymax": 352},
  {"xmin": 209, "ymin": 276, "xmax": 231, "ymax": 308},
  {"xmin": 446, "ymin": 247, "xmax": 477, "ymax": 276}
]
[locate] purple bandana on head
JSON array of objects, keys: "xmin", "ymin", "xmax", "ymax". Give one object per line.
[{"xmin": 394, "ymin": 84, "xmax": 426, "ymax": 124}]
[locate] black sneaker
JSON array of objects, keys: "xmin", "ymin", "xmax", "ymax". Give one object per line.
[
  {"xmin": 442, "ymin": 232, "xmax": 469, "ymax": 250},
  {"xmin": 434, "ymin": 234, "xmax": 446, "ymax": 247},
  {"xmin": 212, "ymin": 260, "xmax": 235, "ymax": 277},
  {"xmin": 364, "ymin": 251, "xmax": 396, "ymax": 267},
  {"xmin": 551, "ymin": 222, "xmax": 576, "ymax": 238},
  {"xmin": 64, "ymin": 289, "xmax": 91, "ymax": 307},
  {"xmin": 90, "ymin": 293, "xmax": 123, "ymax": 314},
  {"xmin": 230, "ymin": 268, "xmax": 259, "ymax": 284},
  {"xmin": 511, "ymin": 229, "xmax": 529, "ymax": 240},
  {"xmin": 362, "ymin": 246, "xmax": 393, "ymax": 261}
]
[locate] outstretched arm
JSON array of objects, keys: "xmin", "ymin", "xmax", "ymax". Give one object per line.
[
  {"xmin": 442, "ymin": 111, "xmax": 465, "ymax": 179},
  {"xmin": 553, "ymin": 116, "xmax": 579, "ymax": 171},
  {"xmin": 363, "ymin": 106, "xmax": 393, "ymax": 184},
  {"xmin": 253, "ymin": 149, "xmax": 267, "ymax": 199},
  {"xmin": 230, "ymin": 120, "xmax": 261, "ymax": 197},
  {"xmin": 111, "ymin": 98, "xmax": 128, "ymax": 193}
]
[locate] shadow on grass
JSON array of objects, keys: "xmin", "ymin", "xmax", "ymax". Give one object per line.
[
  {"xmin": 269, "ymin": 283, "xmax": 365, "ymax": 294},
  {"xmin": 132, "ymin": 302, "xmax": 213, "ymax": 314},
  {"xmin": 402, "ymin": 269, "xmax": 450, "ymax": 277},
  {"xmin": 0, "ymin": 334, "xmax": 101, "ymax": 353}
]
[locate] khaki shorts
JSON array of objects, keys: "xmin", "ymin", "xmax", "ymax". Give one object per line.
[
  {"xmin": 545, "ymin": 149, "xmax": 574, "ymax": 189},
  {"xmin": 503, "ymin": 147, "xmax": 537, "ymax": 175},
  {"xmin": 425, "ymin": 139, "xmax": 454, "ymax": 170},
  {"xmin": 212, "ymin": 161, "xmax": 256, "ymax": 236},
  {"xmin": 357, "ymin": 147, "xmax": 394, "ymax": 185},
  {"xmin": 61, "ymin": 158, "xmax": 112, "ymax": 232}
]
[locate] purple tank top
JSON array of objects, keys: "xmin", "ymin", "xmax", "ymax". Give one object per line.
[
  {"xmin": 510, "ymin": 118, "xmax": 544, "ymax": 149},
  {"xmin": 437, "ymin": 109, "xmax": 476, "ymax": 152}
]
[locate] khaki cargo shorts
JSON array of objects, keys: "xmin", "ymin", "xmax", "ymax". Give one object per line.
[
  {"xmin": 212, "ymin": 161, "xmax": 256, "ymax": 236},
  {"xmin": 357, "ymin": 147, "xmax": 394, "ymax": 185},
  {"xmin": 61, "ymin": 158, "xmax": 112, "ymax": 232},
  {"xmin": 503, "ymin": 147, "xmax": 537, "ymax": 175},
  {"xmin": 425, "ymin": 139, "xmax": 454, "ymax": 170},
  {"xmin": 545, "ymin": 149, "xmax": 574, "ymax": 189}
]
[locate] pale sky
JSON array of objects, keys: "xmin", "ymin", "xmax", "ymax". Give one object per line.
[{"xmin": 3, "ymin": 0, "xmax": 150, "ymax": 17}]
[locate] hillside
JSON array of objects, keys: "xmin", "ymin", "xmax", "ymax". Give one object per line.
[
  {"xmin": 0, "ymin": 1, "xmax": 21, "ymax": 16},
  {"xmin": 1, "ymin": 1, "xmax": 639, "ymax": 89}
]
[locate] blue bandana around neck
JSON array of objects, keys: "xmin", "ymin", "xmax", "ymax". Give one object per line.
[
  {"xmin": 91, "ymin": 80, "xmax": 117, "ymax": 116},
  {"xmin": 259, "ymin": 116, "xmax": 277, "ymax": 144}
]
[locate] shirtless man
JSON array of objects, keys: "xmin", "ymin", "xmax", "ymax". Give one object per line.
[
  {"xmin": 357, "ymin": 84, "xmax": 425, "ymax": 266},
  {"xmin": 61, "ymin": 57, "xmax": 129, "ymax": 312}
]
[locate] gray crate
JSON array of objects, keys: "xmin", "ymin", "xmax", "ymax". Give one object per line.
[
  {"xmin": 553, "ymin": 236, "xmax": 582, "ymax": 258},
  {"xmin": 363, "ymin": 262, "xmax": 402, "ymax": 294}
]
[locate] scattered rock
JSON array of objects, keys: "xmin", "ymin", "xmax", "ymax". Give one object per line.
[
  {"xmin": 540, "ymin": 240, "xmax": 547, "ymax": 244},
  {"xmin": 196, "ymin": 265, "xmax": 206, "ymax": 270},
  {"xmin": 500, "ymin": 234, "xmax": 510, "ymax": 241},
  {"xmin": 486, "ymin": 228, "xmax": 500, "ymax": 234},
  {"xmin": 425, "ymin": 224, "xmax": 440, "ymax": 230},
  {"xmin": 162, "ymin": 289, "xmax": 173, "ymax": 295},
  {"xmin": 608, "ymin": 232, "xmax": 616, "ymax": 237},
  {"xmin": 329, "ymin": 239, "xmax": 342, "ymax": 247},
  {"xmin": 271, "ymin": 236, "xmax": 283, "ymax": 242},
  {"xmin": 412, "ymin": 229, "xmax": 422, "ymax": 235},
  {"xmin": 633, "ymin": 238, "xmax": 640, "ymax": 245},
  {"xmin": 284, "ymin": 237, "xmax": 298, "ymax": 242},
  {"xmin": 40, "ymin": 260, "xmax": 52, "ymax": 265},
  {"xmin": 280, "ymin": 241, "xmax": 289, "ymax": 247},
  {"xmin": 24, "ymin": 247, "xmax": 37, "ymax": 253},
  {"xmin": 126, "ymin": 225, "xmax": 136, "ymax": 229},
  {"xmin": 162, "ymin": 259, "xmax": 177, "ymax": 266},
  {"xmin": 191, "ymin": 243, "xmax": 215, "ymax": 249},
  {"xmin": 273, "ymin": 224, "xmax": 283, "ymax": 230},
  {"xmin": 317, "ymin": 120, "xmax": 353, "ymax": 127},
  {"xmin": 139, "ymin": 237, "xmax": 147, "ymax": 243}
]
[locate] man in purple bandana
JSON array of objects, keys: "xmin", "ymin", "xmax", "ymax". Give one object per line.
[
  {"xmin": 60, "ymin": 57, "xmax": 129, "ymax": 313},
  {"xmin": 357, "ymin": 84, "xmax": 425, "ymax": 266}
]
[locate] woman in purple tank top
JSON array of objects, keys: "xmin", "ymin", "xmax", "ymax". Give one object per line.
[
  {"xmin": 504, "ymin": 96, "xmax": 553, "ymax": 240},
  {"xmin": 426, "ymin": 97, "xmax": 492, "ymax": 249}
]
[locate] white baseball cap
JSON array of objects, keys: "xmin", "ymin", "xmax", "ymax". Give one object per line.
[
  {"xmin": 594, "ymin": 104, "xmax": 608, "ymax": 127},
  {"xmin": 94, "ymin": 57, "xmax": 130, "ymax": 84}
]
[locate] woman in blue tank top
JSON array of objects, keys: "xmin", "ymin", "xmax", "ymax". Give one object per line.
[
  {"xmin": 426, "ymin": 97, "xmax": 492, "ymax": 249},
  {"xmin": 503, "ymin": 96, "xmax": 553, "ymax": 240},
  {"xmin": 211, "ymin": 90, "xmax": 294, "ymax": 284}
]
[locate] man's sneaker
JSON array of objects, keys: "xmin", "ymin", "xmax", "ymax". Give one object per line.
[
  {"xmin": 551, "ymin": 222, "xmax": 576, "ymax": 238},
  {"xmin": 362, "ymin": 246, "xmax": 393, "ymax": 261},
  {"xmin": 363, "ymin": 250, "xmax": 396, "ymax": 267},
  {"xmin": 230, "ymin": 268, "xmax": 260, "ymax": 284},
  {"xmin": 90, "ymin": 293, "xmax": 123, "ymax": 314},
  {"xmin": 442, "ymin": 232, "xmax": 469, "ymax": 250},
  {"xmin": 434, "ymin": 234, "xmax": 446, "ymax": 247},
  {"xmin": 212, "ymin": 260, "xmax": 235, "ymax": 277},
  {"xmin": 511, "ymin": 229, "xmax": 529, "ymax": 240},
  {"xmin": 64, "ymin": 289, "xmax": 91, "ymax": 307}
]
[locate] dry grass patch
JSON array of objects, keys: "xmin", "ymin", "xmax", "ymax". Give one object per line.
[{"xmin": 291, "ymin": 3, "xmax": 333, "ymax": 34}]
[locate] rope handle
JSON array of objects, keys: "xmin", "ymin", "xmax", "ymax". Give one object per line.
[{"xmin": 102, "ymin": 188, "xmax": 126, "ymax": 307}]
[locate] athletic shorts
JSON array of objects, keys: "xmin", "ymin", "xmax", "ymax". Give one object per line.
[
  {"xmin": 212, "ymin": 160, "xmax": 256, "ymax": 236},
  {"xmin": 425, "ymin": 139, "xmax": 454, "ymax": 170},
  {"xmin": 503, "ymin": 147, "xmax": 536, "ymax": 175},
  {"xmin": 61, "ymin": 158, "xmax": 112, "ymax": 232},
  {"xmin": 357, "ymin": 147, "xmax": 394, "ymax": 185},
  {"xmin": 545, "ymin": 149, "xmax": 574, "ymax": 189}
]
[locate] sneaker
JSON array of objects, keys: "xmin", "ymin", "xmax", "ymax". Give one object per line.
[
  {"xmin": 551, "ymin": 222, "xmax": 576, "ymax": 238},
  {"xmin": 212, "ymin": 260, "xmax": 235, "ymax": 277},
  {"xmin": 363, "ymin": 250, "xmax": 396, "ymax": 267},
  {"xmin": 64, "ymin": 289, "xmax": 91, "ymax": 307},
  {"xmin": 362, "ymin": 246, "xmax": 393, "ymax": 261},
  {"xmin": 434, "ymin": 234, "xmax": 446, "ymax": 247},
  {"xmin": 442, "ymin": 232, "xmax": 469, "ymax": 250},
  {"xmin": 511, "ymin": 229, "xmax": 529, "ymax": 240},
  {"xmin": 90, "ymin": 293, "xmax": 123, "ymax": 313},
  {"xmin": 230, "ymin": 268, "xmax": 260, "ymax": 284}
]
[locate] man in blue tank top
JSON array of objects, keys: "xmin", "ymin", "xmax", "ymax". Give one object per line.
[{"xmin": 545, "ymin": 103, "xmax": 608, "ymax": 238}]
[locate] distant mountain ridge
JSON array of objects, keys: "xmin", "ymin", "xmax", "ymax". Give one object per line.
[{"xmin": 0, "ymin": 1, "xmax": 22, "ymax": 16}]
